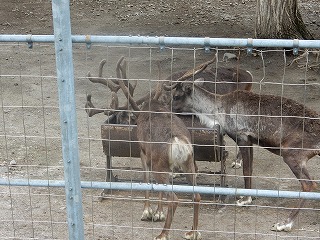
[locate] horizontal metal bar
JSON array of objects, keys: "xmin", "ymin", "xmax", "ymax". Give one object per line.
[
  {"xmin": 0, "ymin": 34, "xmax": 55, "ymax": 43},
  {"xmin": 0, "ymin": 178, "xmax": 319, "ymax": 200},
  {"xmin": 0, "ymin": 34, "xmax": 320, "ymax": 49}
]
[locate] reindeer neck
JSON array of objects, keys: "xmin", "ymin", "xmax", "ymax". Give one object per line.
[
  {"xmin": 191, "ymin": 85, "xmax": 223, "ymax": 114},
  {"xmin": 188, "ymin": 85, "xmax": 223, "ymax": 128}
]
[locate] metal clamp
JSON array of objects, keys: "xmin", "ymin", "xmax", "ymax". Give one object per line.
[
  {"xmin": 159, "ymin": 36, "xmax": 165, "ymax": 51},
  {"xmin": 85, "ymin": 35, "xmax": 91, "ymax": 49},
  {"xmin": 27, "ymin": 34, "xmax": 33, "ymax": 49},
  {"xmin": 293, "ymin": 39, "xmax": 299, "ymax": 55},
  {"xmin": 204, "ymin": 37, "xmax": 211, "ymax": 53},
  {"xmin": 247, "ymin": 38, "xmax": 253, "ymax": 55}
]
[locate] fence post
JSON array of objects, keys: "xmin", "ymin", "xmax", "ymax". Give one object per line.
[{"xmin": 51, "ymin": 1, "xmax": 84, "ymax": 239}]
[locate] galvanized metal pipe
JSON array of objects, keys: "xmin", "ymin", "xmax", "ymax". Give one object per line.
[
  {"xmin": 1, "ymin": 178, "xmax": 319, "ymax": 200},
  {"xmin": 52, "ymin": 0, "xmax": 84, "ymax": 239},
  {"xmin": 0, "ymin": 34, "xmax": 319, "ymax": 49}
]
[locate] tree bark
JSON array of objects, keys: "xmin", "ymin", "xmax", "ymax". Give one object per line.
[{"xmin": 255, "ymin": 0, "xmax": 314, "ymax": 39}]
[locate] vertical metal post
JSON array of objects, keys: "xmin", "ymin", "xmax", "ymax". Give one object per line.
[{"xmin": 51, "ymin": 1, "xmax": 84, "ymax": 239}]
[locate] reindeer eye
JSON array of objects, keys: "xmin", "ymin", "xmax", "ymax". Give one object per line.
[{"xmin": 173, "ymin": 95, "xmax": 180, "ymax": 101}]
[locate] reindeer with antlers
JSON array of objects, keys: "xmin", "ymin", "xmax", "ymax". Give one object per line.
[
  {"xmin": 115, "ymin": 57, "xmax": 201, "ymax": 240},
  {"xmin": 170, "ymin": 73, "xmax": 320, "ymax": 232},
  {"xmin": 85, "ymin": 55, "xmax": 255, "ymax": 239},
  {"xmin": 86, "ymin": 56, "xmax": 253, "ymax": 169}
]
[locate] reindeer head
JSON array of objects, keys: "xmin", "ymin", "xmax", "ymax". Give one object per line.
[
  {"xmin": 167, "ymin": 58, "xmax": 253, "ymax": 114},
  {"xmin": 171, "ymin": 79, "xmax": 205, "ymax": 113},
  {"xmin": 163, "ymin": 58, "xmax": 216, "ymax": 113},
  {"xmin": 104, "ymin": 109, "xmax": 137, "ymax": 125}
]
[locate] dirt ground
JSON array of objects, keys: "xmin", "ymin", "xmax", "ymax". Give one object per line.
[{"xmin": 0, "ymin": 0, "xmax": 320, "ymax": 239}]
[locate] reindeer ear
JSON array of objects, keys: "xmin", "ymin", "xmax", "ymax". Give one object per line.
[
  {"xmin": 194, "ymin": 78, "xmax": 205, "ymax": 87},
  {"xmin": 182, "ymin": 82, "xmax": 193, "ymax": 94}
]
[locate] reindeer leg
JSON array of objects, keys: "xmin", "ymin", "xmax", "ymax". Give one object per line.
[
  {"xmin": 272, "ymin": 199, "xmax": 307, "ymax": 232},
  {"xmin": 105, "ymin": 154, "xmax": 117, "ymax": 182},
  {"xmin": 236, "ymin": 138, "xmax": 253, "ymax": 206},
  {"xmin": 153, "ymin": 191, "xmax": 166, "ymax": 222},
  {"xmin": 185, "ymin": 192, "xmax": 201, "ymax": 240},
  {"xmin": 272, "ymin": 152, "xmax": 317, "ymax": 232},
  {"xmin": 99, "ymin": 154, "xmax": 117, "ymax": 201},
  {"xmin": 140, "ymin": 151, "xmax": 154, "ymax": 221},
  {"xmin": 156, "ymin": 191, "xmax": 178, "ymax": 240},
  {"xmin": 217, "ymin": 126, "xmax": 227, "ymax": 202},
  {"xmin": 153, "ymin": 172, "xmax": 178, "ymax": 240},
  {"xmin": 231, "ymin": 150, "xmax": 243, "ymax": 169},
  {"xmin": 141, "ymin": 181, "xmax": 154, "ymax": 221},
  {"xmin": 184, "ymin": 160, "xmax": 201, "ymax": 240}
]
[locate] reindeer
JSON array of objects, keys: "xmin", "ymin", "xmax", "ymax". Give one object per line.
[
  {"xmin": 116, "ymin": 57, "xmax": 201, "ymax": 240},
  {"xmin": 85, "ymin": 57, "xmax": 254, "ymax": 237},
  {"xmin": 87, "ymin": 59, "xmax": 253, "ymax": 165},
  {"xmin": 86, "ymin": 57, "xmax": 253, "ymax": 169},
  {"xmin": 170, "ymin": 78, "xmax": 320, "ymax": 232},
  {"xmin": 162, "ymin": 61, "xmax": 253, "ymax": 168}
]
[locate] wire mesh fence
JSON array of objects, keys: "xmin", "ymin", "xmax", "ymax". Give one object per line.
[
  {"xmin": 1, "ymin": 39, "xmax": 320, "ymax": 239},
  {"xmin": 1, "ymin": 1, "xmax": 320, "ymax": 240},
  {"xmin": 75, "ymin": 44, "xmax": 320, "ymax": 240}
]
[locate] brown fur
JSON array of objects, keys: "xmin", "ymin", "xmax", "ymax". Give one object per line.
[
  {"xmin": 136, "ymin": 99, "xmax": 201, "ymax": 240},
  {"xmin": 116, "ymin": 55, "xmax": 201, "ymax": 240},
  {"xmin": 172, "ymin": 83, "xmax": 320, "ymax": 231}
]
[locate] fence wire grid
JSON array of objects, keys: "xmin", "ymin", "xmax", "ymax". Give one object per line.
[{"xmin": 1, "ymin": 1, "xmax": 320, "ymax": 240}]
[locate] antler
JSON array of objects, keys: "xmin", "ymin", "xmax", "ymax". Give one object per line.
[
  {"xmin": 85, "ymin": 59, "xmax": 120, "ymax": 117},
  {"xmin": 115, "ymin": 57, "xmax": 165, "ymax": 112},
  {"xmin": 85, "ymin": 94, "xmax": 105, "ymax": 117},
  {"xmin": 153, "ymin": 60, "xmax": 164, "ymax": 101},
  {"xmin": 116, "ymin": 57, "xmax": 141, "ymax": 112},
  {"xmin": 163, "ymin": 56, "xmax": 216, "ymax": 91},
  {"xmin": 85, "ymin": 56, "xmax": 141, "ymax": 118},
  {"xmin": 87, "ymin": 59, "xmax": 121, "ymax": 93},
  {"xmin": 116, "ymin": 57, "xmax": 165, "ymax": 113},
  {"xmin": 84, "ymin": 93, "xmax": 123, "ymax": 117},
  {"xmin": 115, "ymin": 56, "xmax": 138, "ymax": 97}
]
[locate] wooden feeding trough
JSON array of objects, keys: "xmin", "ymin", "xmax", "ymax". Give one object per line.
[{"xmin": 100, "ymin": 115, "xmax": 228, "ymax": 195}]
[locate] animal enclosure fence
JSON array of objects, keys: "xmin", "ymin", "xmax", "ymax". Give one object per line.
[{"xmin": 0, "ymin": 0, "xmax": 320, "ymax": 239}]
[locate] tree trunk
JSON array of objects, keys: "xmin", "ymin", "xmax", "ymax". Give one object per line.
[{"xmin": 255, "ymin": 0, "xmax": 314, "ymax": 39}]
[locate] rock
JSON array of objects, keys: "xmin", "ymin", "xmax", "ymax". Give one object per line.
[
  {"xmin": 222, "ymin": 52, "xmax": 238, "ymax": 62},
  {"xmin": 9, "ymin": 160, "xmax": 17, "ymax": 166}
]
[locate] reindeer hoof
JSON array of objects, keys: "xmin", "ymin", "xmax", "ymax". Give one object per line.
[
  {"xmin": 231, "ymin": 159, "xmax": 242, "ymax": 169},
  {"xmin": 154, "ymin": 234, "xmax": 168, "ymax": 240},
  {"xmin": 153, "ymin": 211, "xmax": 166, "ymax": 222},
  {"xmin": 271, "ymin": 221, "xmax": 293, "ymax": 232},
  {"xmin": 184, "ymin": 231, "xmax": 201, "ymax": 240},
  {"xmin": 236, "ymin": 196, "xmax": 252, "ymax": 206},
  {"xmin": 169, "ymin": 172, "xmax": 179, "ymax": 178},
  {"xmin": 141, "ymin": 207, "xmax": 153, "ymax": 221}
]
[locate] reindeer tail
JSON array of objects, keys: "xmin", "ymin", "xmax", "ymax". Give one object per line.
[{"xmin": 168, "ymin": 136, "xmax": 193, "ymax": 168}]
